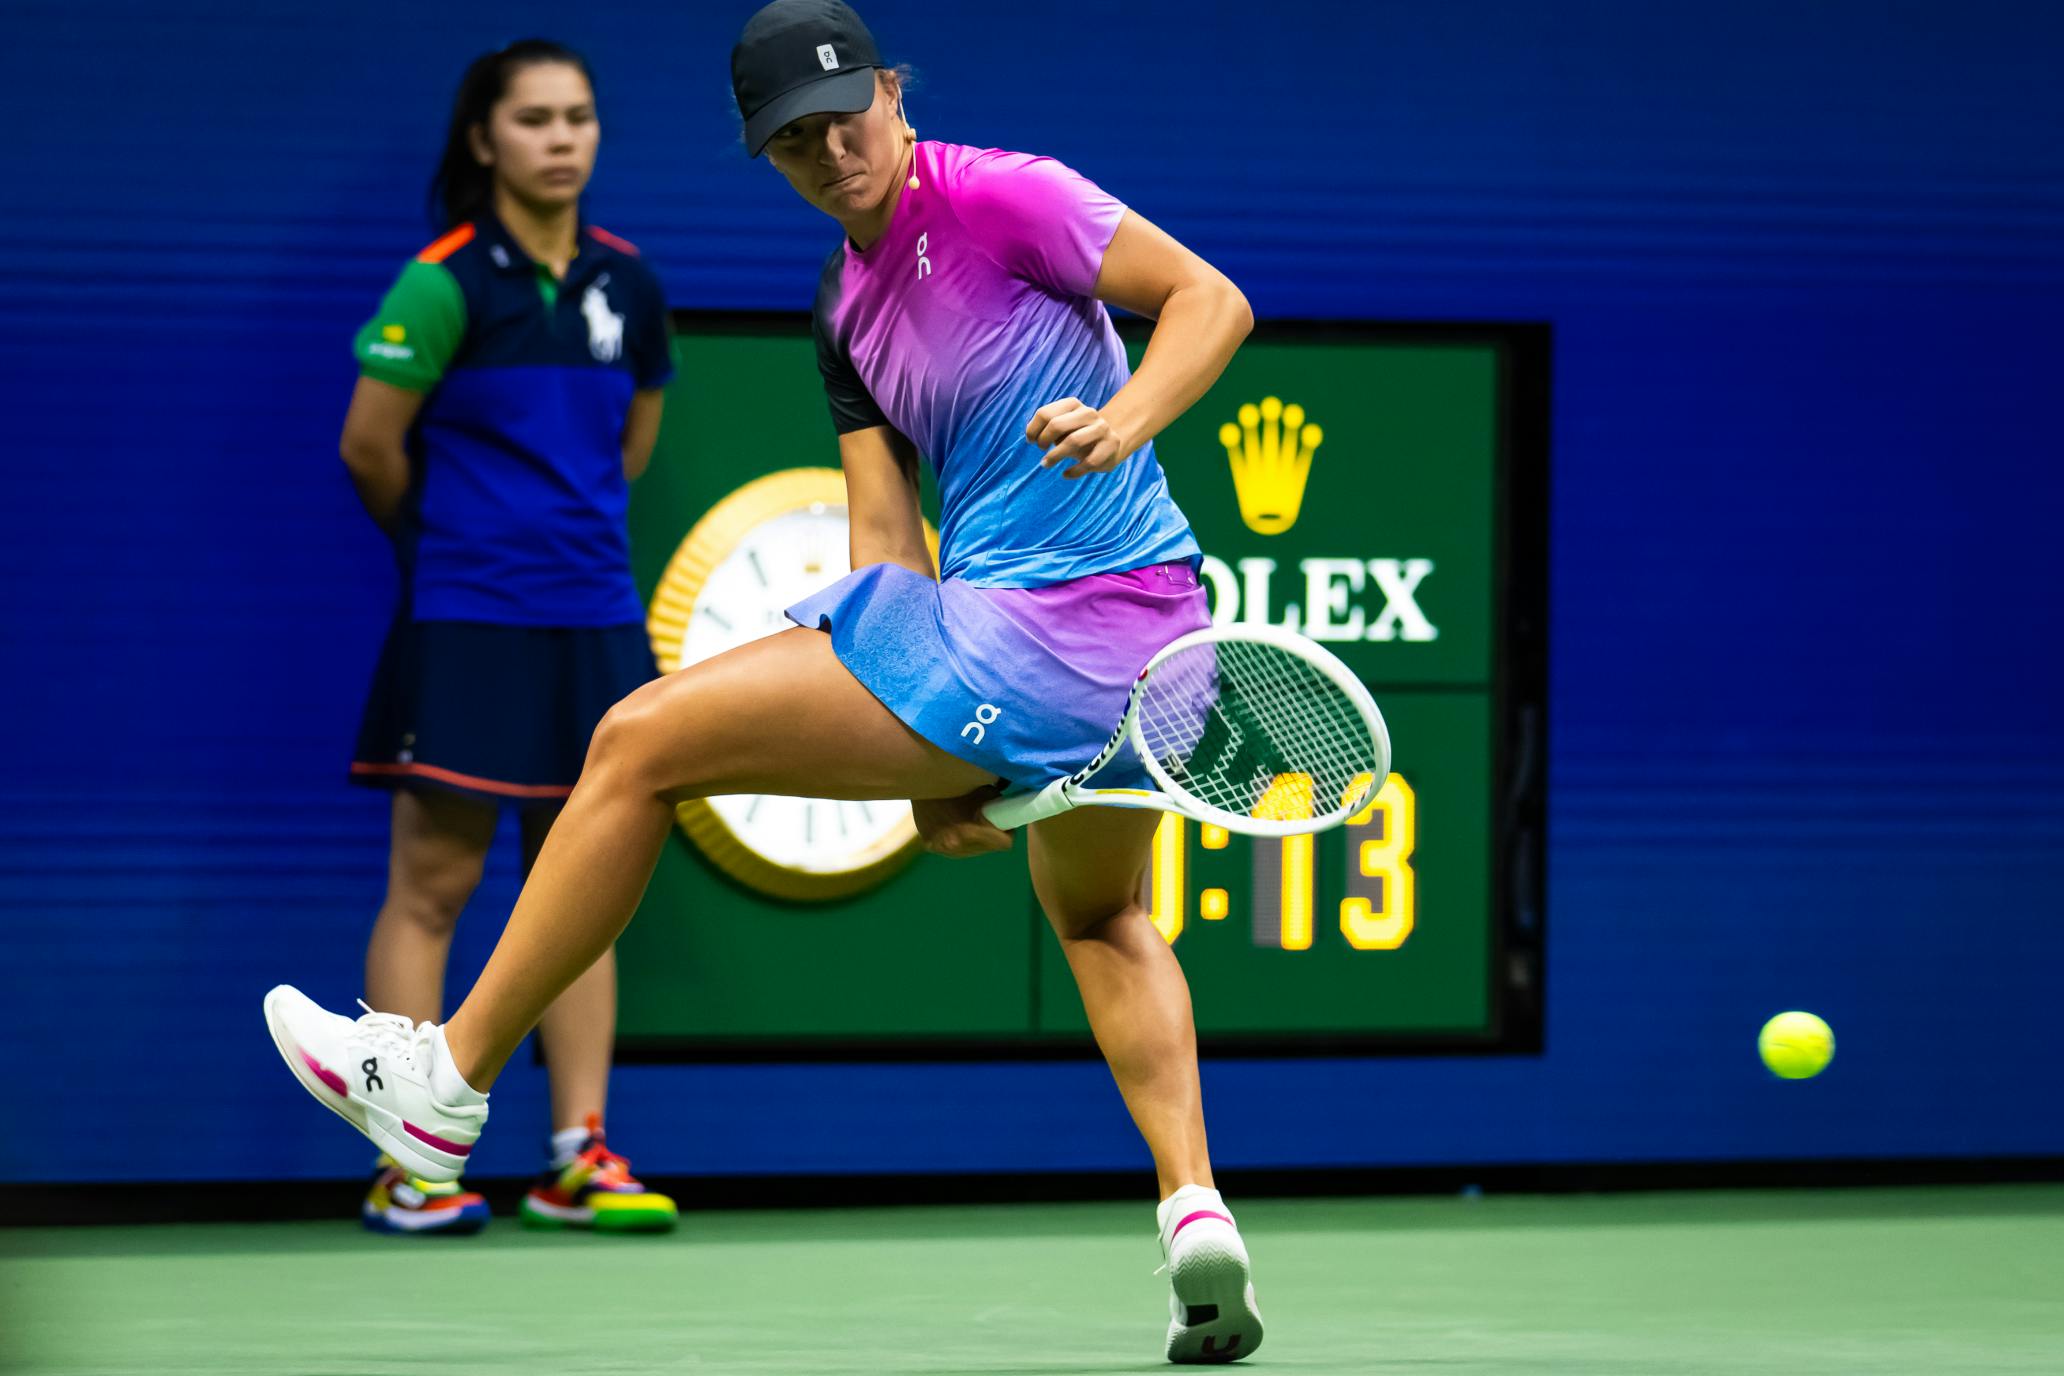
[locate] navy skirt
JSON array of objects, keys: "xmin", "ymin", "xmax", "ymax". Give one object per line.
[{"xmin": 350, "ymin": 615, "xmax": 657, "ymax": 807}]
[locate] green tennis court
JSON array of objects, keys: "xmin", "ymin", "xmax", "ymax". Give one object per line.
[{"xmin": 7, "ymin": 1185, "xmax": 2060, "ymax": 1374}]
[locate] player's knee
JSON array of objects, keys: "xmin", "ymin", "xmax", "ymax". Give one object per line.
[
  {"xmin": 584, "ymin": 683, "xmax": 674, "ymax": 795},
  {"xmin": 1047, "ymin": 895, "xmax": 1148, "ymax": 944}
]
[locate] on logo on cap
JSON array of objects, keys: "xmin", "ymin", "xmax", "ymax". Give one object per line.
[{"xmin": 816, "ymin": 43, "xmax": 839, "ymax": 71}]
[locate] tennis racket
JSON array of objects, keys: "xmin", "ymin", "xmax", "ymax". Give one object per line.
[{"xmin": 980, "ymin": 622, "xmax": 1391, "ymax": 836}]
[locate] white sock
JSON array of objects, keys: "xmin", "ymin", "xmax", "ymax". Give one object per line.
[
  {"xmin": 1158, "ymin": 1183, "xmax": 1231, "ymax": 1237},
  {"xmin": 549, "ymin": 1124, "xmax": 591, "ymax": 1169},
  {"xmin": 426, "ymin": 1024, "xmax": 488, "ymax": 1107}
]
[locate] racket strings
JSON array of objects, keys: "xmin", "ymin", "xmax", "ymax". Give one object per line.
[{"xmin": 1135, "ymin": 639, "xmax": 1380, "ymax": 821}]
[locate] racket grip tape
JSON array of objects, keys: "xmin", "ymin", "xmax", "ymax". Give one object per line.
[{"xmin": 981, "ymin": 780, "xmax": 1071, "ymax": 831}]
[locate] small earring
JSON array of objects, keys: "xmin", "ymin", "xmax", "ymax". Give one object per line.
[{"xmin": 896, "ymin": 94, "xmax": 920, "ymax": 190}]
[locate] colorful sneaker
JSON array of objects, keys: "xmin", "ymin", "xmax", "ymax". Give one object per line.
[
  {"xmin": 519, "ymin": 1115, "xmax": 678, "ymax": 1233},
  {"xmin": 361, "ymin": 1158, "xmax": 490, "ymax": 1235},
  {"xmin": 261, "ymin": 985, "xmax": 487, "ymax": 1184},
  {"xmin": 1158, "ymin": 1187, "xmax": 1265, "ymax": 1364}
]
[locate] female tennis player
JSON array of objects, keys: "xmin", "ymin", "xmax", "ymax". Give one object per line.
[
  {"xmin": 269, "ymin": 0, "xmax": 1262, "ymax": 1359},
  {"xmin": 337, "ymin": 39, "xmax": 677, "ymax": 1235}
]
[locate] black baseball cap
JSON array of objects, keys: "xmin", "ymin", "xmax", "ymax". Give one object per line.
[{"xmin": 732, "ymin": 0, "xmax": 884, "ymax": 157}]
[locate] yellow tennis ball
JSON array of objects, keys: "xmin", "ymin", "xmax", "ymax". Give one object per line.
[{"xmin": 1759, "ymin": 1011, "xmax": 1834, "ymax": 1079}]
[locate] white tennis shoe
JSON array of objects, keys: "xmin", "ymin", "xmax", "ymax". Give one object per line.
[
  {"xmin": 1159, "ymin": 1187, "xmax": 1265, "ymax": 1364},
  {"xmin": 262, "ymin": 985, "xmax": 487, "ymax": 1183}
]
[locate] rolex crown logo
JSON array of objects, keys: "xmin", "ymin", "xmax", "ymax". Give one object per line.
[{"xmin": 1220, "ymin": 396, "xmax": 1322, "ymax": 536}]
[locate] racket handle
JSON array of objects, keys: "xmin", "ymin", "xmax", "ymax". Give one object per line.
[{"xmin": 982, "ymin": 779, "xmax": 1071, "ymax": 831}]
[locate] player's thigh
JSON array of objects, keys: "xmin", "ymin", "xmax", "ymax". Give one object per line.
[
  {"xmin": 388, "ymin": 786, "xmax": 497, "ymax": 912},
  {"xmin": 1026, "ymin": 806, "xmax": 1164, "ymax": 939},
  {"xmin": 595, "ymin": 626, "xmax": 996, "ymax": 802}
]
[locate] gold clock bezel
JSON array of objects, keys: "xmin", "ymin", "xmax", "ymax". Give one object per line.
[{"xmin": 646, "ymin": 467, "xmax": 928, "ymax": 902}]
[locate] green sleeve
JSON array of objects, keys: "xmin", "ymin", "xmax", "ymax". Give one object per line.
[{"xmin": 352, "ymin": 260, "xmax": 466, "ymax": 392}]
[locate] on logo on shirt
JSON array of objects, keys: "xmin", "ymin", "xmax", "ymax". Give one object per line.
[{"xmin": 916, "ymin": 232, "xmax": 932, "ymax": 281}]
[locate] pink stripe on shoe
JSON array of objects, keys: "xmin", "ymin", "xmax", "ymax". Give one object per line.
[
  {"xmin": 403, "ymin": 1120, "xmax": 473, "ymax": 1157},
  {"xmin": 299, "ymin": 1051, "xmax": 347, "ymax": 1097},
  {"xmin": 1171, "ymin": 1209, "xmax": 1234, "ymax": 1240}
]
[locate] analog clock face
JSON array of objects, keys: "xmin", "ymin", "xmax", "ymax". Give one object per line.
[
  {"xmin": 675, "ymin": 504, "xmax": 850, "ymax": 663},
  {"xmin": 653, "ymin": 487, "xmax": 921, "ymax": 886},
  {"xmin": 701, "ymin": 792, "xmax": 911, "ymax": 876}
]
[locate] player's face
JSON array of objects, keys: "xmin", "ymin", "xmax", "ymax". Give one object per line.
[
  {"xmin": 763, "ymin": 78, "xmax": 905, "ymax": 221},
  {"xmin": 476, "ymin": 63, "xmax": 599, "ymax": 213}
]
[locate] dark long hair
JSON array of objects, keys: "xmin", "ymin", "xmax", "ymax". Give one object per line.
[{"xmin": 429, "ymin": 39, "xmax": 596, "ymax": 230}]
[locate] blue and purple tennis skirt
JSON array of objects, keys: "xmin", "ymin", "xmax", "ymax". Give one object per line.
[{"xmin": 786, "ymin": 559, "xmax": 1211, "ymax": 791}]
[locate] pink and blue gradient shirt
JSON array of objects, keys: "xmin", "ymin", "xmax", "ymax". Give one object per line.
[{"xmin": 811, "ymin": 141, "xmax": 1200, "ymax": 588}]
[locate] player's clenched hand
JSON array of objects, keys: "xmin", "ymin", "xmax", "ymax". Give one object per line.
[
  {"xmin": 912, "ymin": 784, "xmax": 1014, "ymax": 858},
  {"xmin": 1027, "ymin": 398, "xmax": 1134, "ymax": 480}
]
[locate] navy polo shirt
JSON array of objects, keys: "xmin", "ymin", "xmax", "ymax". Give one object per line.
[{"xmin": 353, "ymin": 216, "xmax": 673, "ymax": 626}]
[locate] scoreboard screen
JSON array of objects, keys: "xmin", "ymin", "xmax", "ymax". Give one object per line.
[{"xmin": 616, "ymin": 317, "xmax": 1546, "ymax": 1058}]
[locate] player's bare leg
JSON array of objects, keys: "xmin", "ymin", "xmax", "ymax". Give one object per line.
[
  {"xmin": 1027, "ymin": 806, "xmax": 1212, "ymax": 1197},
  {"xmin": 264, "ymin": 627, "xmax": 992, "ymax": 1177},
  {"xmin": 1028, "ymin": 805, "xmax": 1262, "ymax": 1364},
  {"xmin": 519, "ymin": 806, "xmax": 616, "ymax": 1134},
  {"xmin": 445, "ymin": 627, "xmax": 995, "ymax": 1087}
]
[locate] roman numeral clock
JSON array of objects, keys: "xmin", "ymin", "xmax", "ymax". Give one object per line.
[{"xmin": 645, "ymin": 467, "xmax": 938, "ymax": 900}]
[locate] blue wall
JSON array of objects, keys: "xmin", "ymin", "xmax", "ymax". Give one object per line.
[{"xmin": 3, "ymin": 0, "xmax": 2060, "ymax": 1183}]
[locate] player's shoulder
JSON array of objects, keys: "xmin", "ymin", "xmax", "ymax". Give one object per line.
[
  {"xmin": 933, "ymin": 143, "xmax": 1104, "ymax": 234},
  {"xmin": 930, "ymin": 140, "xmax": 1028, "ymax": 173},
  {"xmin": 933, "ymin": 141, "xmax": 1075, "ymax": 190}
]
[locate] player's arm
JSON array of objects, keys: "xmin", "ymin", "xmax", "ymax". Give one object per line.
[
  {"xmin": 817, "ymin": 288, "xmax": 924, "ymax": 572},
  {"xmin": 838, "ymin": 425, "xmax": 934, "ymax": 578},
  {"xmin": 621, "ymin": 389, "xmax": 664, "ymax": 481},
  {"xmin": 1028, "ymin": 212, "xmax": 1253, "ymax": 479},
  {"xmin": 839, "ymin": 423, "xmax": 1004, "ymax": 853},
  {"xmin": 338, "ymin": 377, "xmax": 425, "ymax": 533}
]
